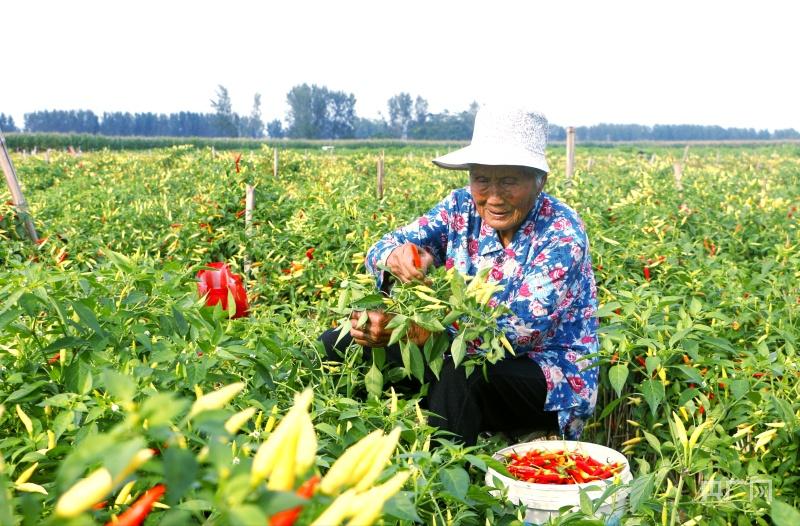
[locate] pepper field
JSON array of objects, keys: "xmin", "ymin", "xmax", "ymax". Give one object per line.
[{"xmin": 0, "ymin": 144, "xmax": 799, "ymax": 525}]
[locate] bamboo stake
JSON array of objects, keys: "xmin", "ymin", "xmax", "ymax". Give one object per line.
[
  {"xmin": 682, "ymin": 144, "xmax": 690, "ymax": 165},
  {"xmin": 273, "ymin": 147, "xmax": 279, "ymax": 177},
  {"xmin": 244, "ymin": 184, "xmax": 255, "ymax": 274},
  {"xmin": 376, "ymin": 151, "xmax": 385, "ymax": 200},
  {"xmin": 0, "ymin": 129, "xmax": 39, "ymax": 243},
  {"xmin": 565, "ymin": 126, "xmax": 576, "ymax": 183},
  {"xmin": 672, "ymin": 162, "xmax": 684, "ymax": 192}
]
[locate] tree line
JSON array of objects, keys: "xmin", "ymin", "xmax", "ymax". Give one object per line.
[{"xmin": 2, "ymin": 85, "xmax": 798, "ymax": 141}]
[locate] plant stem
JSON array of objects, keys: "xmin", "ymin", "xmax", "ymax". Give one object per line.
[{"xmin": 669, "ymin": 474, "xmax": 684, "ymax": 526}]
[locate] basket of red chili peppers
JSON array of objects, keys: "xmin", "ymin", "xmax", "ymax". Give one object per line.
[{"xmin": 486, "ymin": 440, "xmax": 632, "ymax": 524}]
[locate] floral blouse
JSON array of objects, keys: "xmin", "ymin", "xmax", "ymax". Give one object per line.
[{"xmin": 365, "ymin": 187, "xmax": 599, "ymax": 439}]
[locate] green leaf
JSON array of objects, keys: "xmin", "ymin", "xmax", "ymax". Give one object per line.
[
  {"xmin": 640, "ymin": 379, "xmax": 665, "ymax": 417},
  {"xmin": 4, "ymin": 381, "xmax": 47, "ymax": 403},
  {"xmin": 71, "ymin": 300, "xmax": 105, "ymax": 338},
  {"xmin": 439, "ymin": 466, "xmax": 470, "ymax": 502},
  {"xmin": 65, "ymin": 359, "xmax": 93, "ymax": 395},
  {"xmin": 384, "ymin": 491, "xmax": 423, "ymax": 522},
  {"xmin": 365, "ymin": 363, "xmax": 383, "ymax": 399},
  {"xmin": 676, "ymin": 365, "xmax": 705, "ymax": 385},
  {"xmin": 451, "ymin": 331, "xmax": 466, "ymax": 367},
  {"xmin": 172, "ymin": 305, "xmax": 188, "ymax": 336},
  {"xmin": 408, "ymin": 342, "xmax": 425, "ymax": 383},
  {"xmin": 227, "ymin": 504, "xmax": 267, "ymax": 526},
  {"xmin": 608, "ymin": 364, "xmax": 628, "ymax": 397},
  {"xmin": 388, "ymin": 322, "xmax": 408, "ymax": 347},
  {"xmin": 102, "ymin": 369, "xmax": 136, "ymax": 403},
  {"xmin": 771, "ymin": 499, "xmax": 800, "ymax": 526},
  {"xmin": 644, "ymin": 356, "xmax": 660, "ymax": 376},
  {"xmin": 628, "ymin": 472, "xmax": 655, "ymax": 512},
  {"xmin": 164, "ymin": 447, "xmax": 199, "ymax": 505},
  {"xmin": 595, "ymin": 301, "xmax": 622, "ymax": 317},
  {"xmin": 642, "ymin": 430, "xmax": 661, "ymax": 454},
  {"xmin": 579, "ymin": 486, "xmax": 593, "ymax": 515},
  {"xmin": 730, "ymin": 378, "xmax": 749, "ymax": 399}
]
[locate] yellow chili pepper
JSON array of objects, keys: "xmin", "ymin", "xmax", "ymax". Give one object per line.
[
  {"xmin": 264, "ymin": 405, "xmax": 279, "ymax": 434},
  {"xmin": 188, "ymin": 382, "xmax": 245, "ymax": 419},
  {"xmin": 251, "ymin": 390, "xmax": 313, "ymax": 486},
  {"xmin": 346, "ymin": 471, "xmax": 411, "ymax": 525},
  {"xmin": 16, "ymin": 405, "xmax": 33, "ymax": 436},
  {"xmin": 15, "ymin": 483, "xmax": 48, "ymax": 495},
  {"xmin": 309, "ymin": 489, "xmax": 358, "ymax": 526},
  {"xmin": 294, "ymin": 411, "xmax": 318, "ymax": 476},
  {"xmin": 115, "ymin": 480, "xmax": 136, "ymax": 506},
  {"xmin": 15, "ymin": 463, "xmax": 38, "ymax": 485},
  {"xmin": 319, "ymin": 430, "xmax": 383, "ymax": 495},
  {"xmin": 621, "ymin": 436, "xmax": 642, "ymax": 447},
  {"xmin": 55, "ymin": 448, "xmax": 153, "ymax": 518},
  {"xmin": 353, "ymin": 427, "xmax": 402, "ymax": 492},
  {"xmin": 389, "ymin": 387, "xmax": 398, "ymax": 415},
  {"xmin": 224, "ymin": 407, "xmax": 257, "ymax": 435}
]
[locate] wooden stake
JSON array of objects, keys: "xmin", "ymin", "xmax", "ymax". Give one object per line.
[
  {"xmin": 0, "ymin": 130, "xmax": 39, "ymax": 243},
  {"xmin": 377, "ymin": 151, "xmax": 385, "ymax": 200},
  {"xmin": 244, "ymin": 184, "xmax": 255, "ymax": 274},
  {"xmin": 565, "ymin": 126, "xmax": 576, "ymax": 183},
  {"xmin": 273, "ymin": 147, "xmax": 279, "ymax": 177},
  {"xmin": 672, "ymin": 162, "xmax": 684, "ymax": 192},
  {"xmin": 586, "ymin": 157, "xmax": 594, "ymax": 171},
  {"xmin": 682, "ymin": 144, "xmax": 690, "ymax": 165}
]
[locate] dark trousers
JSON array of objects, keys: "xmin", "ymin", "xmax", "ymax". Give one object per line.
[{"xmin": 319, "ymin": 328, "xmax": 558, "ymax": 446}]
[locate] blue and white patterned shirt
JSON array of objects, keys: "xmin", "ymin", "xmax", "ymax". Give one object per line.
[{"xmin": 366, "ymin": 187, "xmax": 599, "ymax": 439}]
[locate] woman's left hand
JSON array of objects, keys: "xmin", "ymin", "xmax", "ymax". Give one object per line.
[
  {"xmin": 350, "ymin": 310, "xmax": 394, "ymax": 348},
  {"xmin": 349, "ymin": 310, "xmax": 431, "ymax": 348}
]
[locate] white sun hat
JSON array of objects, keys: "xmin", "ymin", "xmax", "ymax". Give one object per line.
[{"xmin": 432, "ymin": 105, "xmax": 550, "ymax": 173}]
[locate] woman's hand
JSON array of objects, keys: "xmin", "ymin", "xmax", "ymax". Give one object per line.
[
  {"xmin": 350, "ymin": 310, "xmax": 394, "ymax": 348},
  {"xmin": 386, "ymin": 243, "xmax": 435, "ymax": 284},
  {"xmin": 349, "ymin": 309, "xmax": 431, "ymax": 348}
]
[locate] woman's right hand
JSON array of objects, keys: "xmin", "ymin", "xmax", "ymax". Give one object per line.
[{"xmin": 386, "ymin": 243, "xmax": 434, "ymax": 284}]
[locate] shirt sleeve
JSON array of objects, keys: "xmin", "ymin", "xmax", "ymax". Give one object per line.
[
  {"xmin": 495, "ymin": 237, "xmax": 588, "ymax": 356},
  {"xmin": 365, "ymin": 191, "xmax": 456, "ymax": 289}
]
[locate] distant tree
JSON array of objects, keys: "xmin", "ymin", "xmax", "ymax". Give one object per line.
[
  {"xmin": 327, "ymin": 90, "xmax": 357, "ymax": 139},
  {"xmin": 387, "ymin": 93, "xmax": 413, "ymax": 139},
  {"xmin": 414, "ymin": 96, "xmax": 428, "ymax": 126},
  {"xmin": 0, "ymin": 113, "xmax": 18, "ymax": 132},
  {"xmin": 239, "ymin": 93, "xmax": 264, "ymax": 138},
  {"xmin": 211, "ymin": 85, "xmax": 238, "ymax": 137},
  {"xmin": 286, "ymin": 84, "xmax": 314, "ymax": 138},
  {"xmin": 266, "ymin": 119, "xmax": 284, "ymax": 138},
  {"xmin": 354, "ymin": 116, "xmax": 391, "ymax": 139},
  {"xmin": 286, "ymin": 84, "xmax": 357, "ymax": 139},
  {"xmin": 24, "ymin": 110, "xmax": 99, "ymax": 134}
]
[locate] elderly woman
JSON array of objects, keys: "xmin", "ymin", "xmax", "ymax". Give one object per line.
[{"xmin": 321, "ymin": 106, "xmax": 598, "ymax": 445}]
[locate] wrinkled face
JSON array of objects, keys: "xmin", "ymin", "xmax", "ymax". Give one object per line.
[{"xmin": 469, "ymin": 165, "xmax": 546, "ymax": 245}]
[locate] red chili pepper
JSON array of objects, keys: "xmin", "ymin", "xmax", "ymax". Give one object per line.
[
  {"xmin": 305, "ymin": 247, "xmax": 315, "ymax": 260},
  {"xmin": 268, "ymin": 475, "xmax": 320, "ymax": 526},
  {"xmin": 48, "ymin": 352, "xmax": 60, "ymax": 364},
  {"xmin": 106, "ymin": 484, "xmax": 166, "ymax": 526},
  {"xmin": 643, "ymin": 266, "xmax": 651, "ymax": 281},
  {"xmin": 235, "ymin": 209, "xmax": 246, "ymax": 218},
  {"xmin": 234, "ymin": 153, "xmax": 242, "ymax": 174},
  {"xmin": 409, "ymin": 244, "xmax": 421, "ymax": 269}
]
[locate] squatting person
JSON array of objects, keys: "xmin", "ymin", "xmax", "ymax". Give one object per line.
[{"xmin": 319, "ymin": 106, "xmax": 599, "ymax": 445}]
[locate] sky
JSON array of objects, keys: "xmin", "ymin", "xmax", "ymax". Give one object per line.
[{"xmin": 2, "ymin": 0, "xmax": 798, "ymax": 131}]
